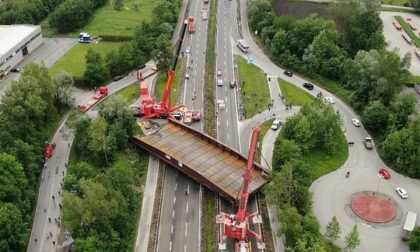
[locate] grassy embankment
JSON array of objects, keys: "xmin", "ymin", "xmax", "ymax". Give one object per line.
[
  {"xmin": 236, "ymin": 56, "xmax": 271, "ymax": 118},
  {"xmin": 381, "ymin": 0, "xmax": 408, "ymax": 5},
  {"xmin": 278, "ymin": 79, "xmax": 315, "ymax": 106},
  {"xmin": 395, "ymin": 16, "xmax": 420, "ymax": 48},
  {"xmin": 154, "ymin": 58, "xmax": 185, "ymax": 106},
  {"xmin": 258, "ymin": 119, "xmax": 275, "ymax": 164}
]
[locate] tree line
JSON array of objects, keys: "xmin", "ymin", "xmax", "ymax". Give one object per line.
[
  {"xmin": 0, "ymin": 0, "xmax": 65, "ymax": 24},
  {"xmin": 0, "ymin": 64, "xmax": 74, "ymax": 251},
  {"xmin": 249, "ymin": 0, "xmax": 419, "ymax": 178}
]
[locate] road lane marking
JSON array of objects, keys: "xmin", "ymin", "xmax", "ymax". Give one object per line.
[
  {"xmin": 186, "ymin": 201, "xmax": 189, "ymax": 213},
  {"xmin": 174, "ymin": 196, "xmax": 176, "ymax": 205},
  {"xmin": 227, "ymin": 120, "xmax": 229, "ymax": 127},
  {"xmin": 185, "ymin": 222, "xmax": 188, "ymax": 237},
  {"xmin": 175, "ymin": 183, "xmax": 177, "ymax": 191},
  {"xmin": 172, "ymin": 209, "xmax": 175, "ymax": 219},
  {"xmin": 228, "ymin": 133, "xmax": 230, "ymax": 140},
  {"xmin": 171, "ymin": 225, "xmax": 174, "ymax": 235},
  {"xmin": 170, "ymin": 241, "xmax": 172, "ymax": 251}
]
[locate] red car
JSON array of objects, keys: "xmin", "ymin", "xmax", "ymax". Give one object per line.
[{"xmin": 379, "ymin": 168, "xmax": 391, "ymax": 179}]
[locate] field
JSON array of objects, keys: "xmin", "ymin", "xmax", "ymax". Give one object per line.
[
  {"xmin": 236, "ymin": 56, "xmax": 271, "ymax": 118},
  {"xmin": 50, "ymin": 42, "xmax": 121, "ymax": 78},
  {"xmin": 278, "ymin": 79, "xmax": 315, "ymax": 106},
  {"xmin": 381, "ymin": 0, "xmax": 408, "ymax": 5}
]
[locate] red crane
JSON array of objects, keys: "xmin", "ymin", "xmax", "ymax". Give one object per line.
[
  {"xmin": 217, "ymin": 127, "xmax": 265, "ymax": 251},
  {"xmin": 137, "ymin": 20, "xmax": 190, "ymax": 120}
]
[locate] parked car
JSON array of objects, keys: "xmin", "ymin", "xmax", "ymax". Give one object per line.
[
  {"xmin": 217, "ymin": 79, "xmax": 223, "ymax": 86},
  {"xmin": 396, "ymin": 187, "xmax": 408, "ymax": 199},
  {"xmin": 363, "ymin": 136, "xmax": 374, "ymax": 149},
  {"xmin": 324, "ymin": 96, "xmax": 335, "ymax": 104},
  {"xmin": 271, "ymin": 119, "xmax": 282, "ymax": 130},
  {"xmin": 303, "ymin": 82, "xmax": 314, "ymax": 90},
  {"xmin": 379, "ymin": 168, "xmax": 391, "ymax": 179},
  {"xmin": 351, "ymin": 118, "xmax": 361, "ymax": 127},
  {"xmin": 283, "ymin": 70, "xmax": 293, "ymax": 77},
  {"xmin": 113, "ymin": 75, "xmax": 124, "ymax": 81},
  {"xmin": 217, "ymin": 69, "xmax": 222, "ymax": 76},
  {"xmin": 229, "ymin": 81, "xmax": 236, "ymax": 88},
  {"xmin": 10, "ymin": 68, "xmax": 20, "ymax": 73}
]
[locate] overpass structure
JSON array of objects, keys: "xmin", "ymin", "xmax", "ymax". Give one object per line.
[{"xmin": 131, "ymin": 119, "xmax": 268, "ymax": 203}]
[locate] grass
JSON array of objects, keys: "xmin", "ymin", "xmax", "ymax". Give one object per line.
[
  {"xmin": 382, "ymin": 6, "xmax": 418, "ymax": 13},
  {"xmin": 117, "ymin": 82, "xmax": 140, "ymax": 103},
  {"xmin": 236, "ymin": 56, "xmax": 271, "ymax": 118},
  {"xmin": 50, "ymin": 42, "xmax": 121, "ymax": 78},
  {"xmin": 205, "ymin": 0, "xmax": 217, "ymax": 137},
  {"xmin": 381, "ymin": 0, "xmax": 408, "ymax": 5},
  {"xmin": 154, "ymin": 58, "xmax": 185, "ymax": 105},
  {"xmin": 278, "ymin": 79, "xmax": 315, "ymax": 106},
  {"xmin": 395, "ymin": 16, "xmax": 420, "ymax": 48},
  {"xmin": 258, "ymin": 119, "xmax": 275, "ymax": 164},
  {"xmin": 205, "ymin": 194, "xmax": 215, "ymax": 252}
]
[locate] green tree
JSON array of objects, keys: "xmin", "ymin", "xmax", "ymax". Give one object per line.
[
  {"xmin": 410, "ymin": 0, "xmax": 420, "ymax": 12},
  {"xmin": 345, "ymin": 225, "xmax": 361, "ymax": 252},
  {"xmin": 98, "ymin": 95, "xmax": 134, "ymax": 135},
  {"xmin": 49, "ymin": 0, "xmax": 94, "ymax": 32},
  {"xmin": 83, "ymin": 49, "xmax": 109, "ymax": 88},
  {"xmin": 66, "ymin": 110, "xmax": 92, "ymax": 155},
  {"xmin": 409, "ymin": 226, "xmax": 420, "ymax": 252},
  {"xmin": 272, "ymin": 138, "xmax": 301, "ymax": 170},
  {"xmin": 325, "ymin": 216, "xmax": 341, "ymax": 242},
  {"xmin": 64, "ymin": 162, "xmax": 97, "ymax": 191},
  {"xmin": 88, "ymin": 118, "xmax": 115, "ymax": 166},
  {"xmin": 113, "ymin": 0, "xmax": 123, "ymax": 10},
  {"xmin": 152, "ymin": 35, "xmax": 173, "ymax": 75},
  {"xmin": 53, "ymin": 70, "xmax": 74, "ymax": 110},
  {"xmin": 265, "ymin": 162, "xmax": 298, "ymax": 206},
  {"xmin": 389, "ymin": 93, "xmax": 417, "ymax": 130},
  {"xmin": 0, "ymin": 203, "xmax": 25, "ymax": 251},
  {"xmin": 278, "ymin": 205, "xmax": 304, "ymax": 247},
  {"xmin": 0, "ymin": 153, "xmax": 28, "ymax": 205},
  {"xmin": 362, "ymin": 101, "xmax": 389, "ymax": 132}
]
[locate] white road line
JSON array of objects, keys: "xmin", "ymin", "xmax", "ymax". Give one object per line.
[
  {"xmin": 227, "ymin": 133, "xmax": 230, "ymax": 140},
  {"xmin": 175, "ymin": 183, "xmax": 177, "ymax": 191},
  {"xmin": 174, "ymin": 196, "xmax": 176, "ymax": 205},
  {"xmin": 227, "ymin": 120, "xmax": 229, "ymax": 127},
  {"xmin": 171, "ymin": 225, "xmax": 174, "ymax": 235},
  {"xmin": 184, "ymin": 243, "xmax": 187, "ymax": 252},
  {"xmin": 170, "ymin": 241, "xmax": 172, "ymax": 251},
  {"xmin": 185, "ymin": 222, "xmax": 188, "ymax": 236},
  {"xmin": 172, "ymin": 209, "xmax": 175, "ymax": 219},
  {"xmin": 186, "ymin": 201, "xmax": 189, "ymax": 213}
]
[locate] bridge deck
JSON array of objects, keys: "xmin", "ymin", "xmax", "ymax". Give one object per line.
[{"xmin": 131, "ymin": 119, "xmax": 268, "ymax": 202}]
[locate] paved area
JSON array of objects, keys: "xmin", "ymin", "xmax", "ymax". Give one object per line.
[{"xmin": 380, "ymin": 11, "xmax": 420, "ymax": 75}]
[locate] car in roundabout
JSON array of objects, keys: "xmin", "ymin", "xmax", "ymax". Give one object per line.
[{"xmin": 379, "ymin": 168, "xmax": 391, "ymax": 179}]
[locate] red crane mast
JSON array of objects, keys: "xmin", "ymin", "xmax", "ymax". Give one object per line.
[{"xmin": 217, "ymin": 127, "xmax": 265, "ymax": 251}]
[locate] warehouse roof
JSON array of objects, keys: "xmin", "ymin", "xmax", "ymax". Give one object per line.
[{"xmin": 0, "ymin": 25, "xmax": 40, "ymax": 59}]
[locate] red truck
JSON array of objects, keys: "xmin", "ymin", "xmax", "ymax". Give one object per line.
[
  {"xmin": 78, "ymin": 86, "xmax": 109, "ymax": 112},
  {"xmin": 45, "ymin": 143, "xmax": 56, "ymax": 158},
  {"xmin": 188, "ymin": 16, "xmax": 195, "ymax": 34}
]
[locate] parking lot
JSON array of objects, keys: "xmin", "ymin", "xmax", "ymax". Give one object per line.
[{"xmin": 380, "ymin": 11, "xmax": 420, "ymax": 75}]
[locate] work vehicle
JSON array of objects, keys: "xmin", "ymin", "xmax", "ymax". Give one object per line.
[
  {"xmin": 283, "ymin": 70, "xmax": 293, "ymax": 77},
  {"xmin": 183, "ymin": 110, "xmax": 201, "ymax": 123},
  {"xmin": 217, "ymin": 127, "xmax": 265, "ymax": 251},
  {"xmin": 237, "ymin": 39, "xmax": 249, "ymax": 53},
  {"xmin": 78, "ymin": 86, "xmax": 109, "ymax": 112},
  {"xmin": 396, "ymin": 187, "xmax": 408, "ymax": 199},
  {"xmin": 392, "ymin": 21, "xmax": 402, "ymax": 30},
  {"xmin": 402, "ymin": 212, "xmax": 417, "ymax": 240},
  {"xmin": 230, "ymin": 81, "xmax": 236, "ymax": 88},
  {"xmin": 324, "ymin": 96, "xmax": 335, "ymax": 104},
  {"xmin": 351, "ymin": 118, "xmax": 361, "ymax": 127},
  {"xmin": 271, "ymin": 119, "xmax": 282, "ymax": 130},
  {"xmin": 303, "ymin": 82, "xmax": 313, "ymax": 90},
  {"xmin": 406, "ymin": 18, "xmax": 417, "ymax": 30},
  {"xmin": 45, "ymin": 143, "xmax": 56, "ymax": 158},
  {"xmin": 188, "ymin": 16, "xmax": 195, "ymax": 34},
  {"xmin": 363, "ymin": 136, "xmax": 373, "ymax": 149},
  {"xmin": 137, "ymin": 20, "xmax": 201, "ymax": 122},
  {"xmin": 379, "ymin": 168, "xmax": 391, "ymax": 179},
  {"xmin": 79, "ymin": 32, "xmax": 92, "ymax": 43},
  {"xmin": 217, "ymin": 79, "xmax": 223, "ymax": 86}
]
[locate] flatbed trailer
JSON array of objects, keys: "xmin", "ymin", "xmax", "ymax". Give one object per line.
[{"xmin": 131, "ymin": 119, "xmax": 268, "ymax": 202}]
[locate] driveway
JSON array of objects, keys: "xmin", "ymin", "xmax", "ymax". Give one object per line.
[{"xmin": 380, "ymin": 11, "xmax": 420, "ymax": 75}]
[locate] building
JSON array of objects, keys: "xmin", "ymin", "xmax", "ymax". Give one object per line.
[{"xmin": 0, "ymin": 25, "xmax": 42, "ymax": 78}]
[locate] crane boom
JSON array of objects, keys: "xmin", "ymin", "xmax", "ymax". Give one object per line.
[
  {"xmin": 160, "ymin": 20, "xmax": 188, "ymax": 109},
  {"xmin": 237, "ymin": 126, "xmax": 260, "ymax": 222}
]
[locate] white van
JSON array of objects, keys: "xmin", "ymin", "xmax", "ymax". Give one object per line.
[{"xmin": 271, "ymin": 119, "xmax": 282, "ymax": 130}]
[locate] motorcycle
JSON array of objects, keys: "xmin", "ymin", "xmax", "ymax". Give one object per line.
[{"xmin": 346, "ymin": 171, "xmax": 350, "ymax": 178}]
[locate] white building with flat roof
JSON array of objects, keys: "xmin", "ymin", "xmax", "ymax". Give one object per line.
[{"xmin": 0, "ymin": 25, "xmax": 42, "ymax": 78}]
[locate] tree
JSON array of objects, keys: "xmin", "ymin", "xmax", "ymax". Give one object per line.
[
  {"xmin": 272, "ymin": 138, "xmax": 301, "ymax": 170},
  {"xmin": 278, "ymin": 205, "xmax": 304, "ymax": 247},
  {"xmin": 265, "ymin": 162, "xmax": 298, "ymax": 206},
  {"xmin": 410, "ymin": 0, "xmax": 420, "ymax": 12},
  {"xmin": 389, "ymin": 93, "xmax": 417, "ymax": 130},
  {"xmin": 113, "ymin": 0, "xmax": 123, "ymax": 10},
  {"xmin": 49, "ymin": 0, "xmax": 94, "ymax": 32},
  {"xmin": 152, "ymin": 35, "xmax": 173, "ymax": 75},
  {"xmin": 0, "ymin": 153, "xmax": 28, "ymax": 206},
  {"xmin": 409, "ymin": 226, "xmax": 420, "ymax": 252},
  {"xmin": 88, "ymin": 118, "xmax": 112, "ymax": 165},
  {"xmin": 345, "ymin": 225, "xmax": 361, "ymax": 252},
  {"xmin": 0, "ymin": 203, "xmax": 25, "ymax": 251},
  {"xmin": 53, "ymin": 70, "xmax": 74, "ymax": 110},
  {"xmin": 83, "ymin": 49, "xmax": 109, "ymax": 88},
  {"xmin": 362, "ymin": 101, "xmax": 389, "ymax": 132},
  {"xmin": 325, "ymin": 216, "xmax": 341, "ymax": 243}
]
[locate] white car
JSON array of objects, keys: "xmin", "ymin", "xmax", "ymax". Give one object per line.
[
  {"xmin": 217, "ymin": 69, "xmax": 222, "ymax": 76},
  {"xmin": 271, "ymin": 119, "xmax": 282, "ymax": 130},
  {"xmin": 185, "ymin": 47, "xmax": 190, "ymax": 54},
  {"xmin": 351, "ymin": 118, "xmax": 361, "ymax": 127},
  {"xmin": 396, "ymin": 187, "xmax": 408, "ymax": 199},
  {"xmin": 324, "ymin": 96, "xmax": 335, "ymax": 104},
  {"xmin": 185, "ymin": 73, "xmax": 190, "ymax": 79},
  {"xmin": 217, "ymin": 79, "xmax": 223, "ymax": 86}
]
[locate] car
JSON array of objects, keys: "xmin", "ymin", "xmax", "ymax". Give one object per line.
[
  {"xmin": 171, "ymin": 112, "xmax": 183, "ymax": 120},
  {"xmin": 202, "ymin": 11, "xmax": 208, "ymax": 20},
  {"xmin": 185, "ymin": 47, "xmax": 191, "ymax": 54},
  {"xmin": 396, "ymin": 187, "xmax": 408, "ymax": 199},
  {"xmin": 271, "ymin": 119, "xmax": 282, "ymax": 130},
  {"xmin": 392, "ymin": 21, "xmax": 402, "ymax": 30},
  {"xmin": 324, "ymin": 96, "xmax": 335, "ymax": 104},
  {"xmin": 217, "ymin": 69, "xmax": 222, "ymax": 76},
  {"xmin": 229, "ymin": 81, "xmax": 236, "ymax": 88},
  {"xmin": 185, "ymin": 73, "xmax": 190, "ymax": 79},
  {"xmin": 139, "ymin": 64, "xmax": 146, "ymax": 69},
  {"xmin": 379, "ymin": 168, "xmax": 391, "ymax": 179},
  {"xmin": 303, "ymin": 82, "xmax": 314, "ymax": 90},
  {"xmin": 283, "ymin": 70, "xmax": 293, "ymax": 77},
  {"xmin": 351, "ymin": 118, "xmax": 361, "ymax": 127},
  {"xmin": 363, "ymin": 136, "xmax": 374, "ymax": 149},
  {"xmin": 10, "ymin": 68, "xmax": 20, "ymax": 73},
  {"xmin": 217, "ymin": 79, "xmax": 223, "ymax": 86},
  {"xmin": 113, "ymin": 75, "xmax": 124, "ymax": 81}
]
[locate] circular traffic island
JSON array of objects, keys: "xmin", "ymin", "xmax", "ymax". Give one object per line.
[{"xmin": 350, "ymin": 192, "xmax": 397, "ymax": 223}]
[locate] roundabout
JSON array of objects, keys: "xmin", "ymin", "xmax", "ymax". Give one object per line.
[{"xmin": 350, "ymin": 192, "xmax": 397, "ymax": 223}]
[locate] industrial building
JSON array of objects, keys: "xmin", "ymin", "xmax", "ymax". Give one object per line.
[{"xmin": 0, "ymin": 25, "xmax": 42, "ymax": 78}]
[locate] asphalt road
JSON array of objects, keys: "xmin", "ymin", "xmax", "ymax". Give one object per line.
[{"xmin": 156, "ymin": 0, "xmax": 210, "ymax": 251}]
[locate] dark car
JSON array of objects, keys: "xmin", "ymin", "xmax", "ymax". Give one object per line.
[
  {"xmin": 283, "ymin": 70, "xmax": 293, "ymax": 77},
  {"xmin": 10, "ymin": 68, "xmax": 20, "ymax": 73},
  {"xmin": 303, "ymin": 82, "xmax": 314, "ymax": 90},
  {"xmin": 139, "ymin": 64, "xmax": 146, "ymax": 69},
  {"xmin": 113, "ymin": 75, "xmax": 124, "ymax": 81},
  {"xmin": 230, "ymin": 81, "xmax": 236, "ymax": 88}
]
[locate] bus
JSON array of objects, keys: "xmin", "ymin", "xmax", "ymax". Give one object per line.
[
  {"xmin": 402, "ymin": 33, "xmax": 412, "ymax": 44},
  {"xmin": 237, "ymin": 39, "xmax": 249, "ymax": 53}
]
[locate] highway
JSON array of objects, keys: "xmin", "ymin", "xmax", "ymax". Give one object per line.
[{"xmin": 156, "ymin": 0, "xmax": 209, "ymax": 251}]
